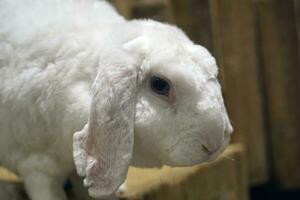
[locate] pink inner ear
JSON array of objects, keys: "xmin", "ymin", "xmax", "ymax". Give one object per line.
[
  {"xmin": 83, "ymin": 108, "xmax": 110, "ymax": 180},
  {"xmin": 73, "ymin": 124, "xmax": 89, "ymax": 177},
  {"xmin": 89, "ymin": 159, "xmax": 102, "ymax": 177},
  {"xmin": 85, "ymin": 116, "xmax": 96, "ymax": 153},
  {"xmin": 89, "ymin": 154, "xmax": 108, "ymax": 177}
]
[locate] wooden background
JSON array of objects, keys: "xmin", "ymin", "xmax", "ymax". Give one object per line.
[{"xmin": 110, "ymin": 0, "xmax": 300, "ymax": 193}]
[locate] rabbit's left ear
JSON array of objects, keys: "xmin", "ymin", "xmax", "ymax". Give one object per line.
[{"xmin": 73, "ymin": 52, "xmax": 139, "ymax": 198}]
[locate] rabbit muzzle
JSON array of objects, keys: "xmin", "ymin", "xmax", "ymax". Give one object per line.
[{"xmin": 161, "ymin": 102, "xmax": 233, "ymax": 167}]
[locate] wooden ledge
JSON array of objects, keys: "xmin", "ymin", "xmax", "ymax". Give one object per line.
[
  {"xmin": 120, "ymin": 143, "xmax": 247, "ymax": 200},
  {"xmin": 0, "ymin": 167, "xmax": 22, "ymax": 183}
]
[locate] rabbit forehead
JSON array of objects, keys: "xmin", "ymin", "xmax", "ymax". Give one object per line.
[
  {"xmin": 140, "ymin": 21, "xmax": 218, "ymax": 77},
  {"xmin": 144, "ymin": 48, "xmax": 216, "ymax": 93}
]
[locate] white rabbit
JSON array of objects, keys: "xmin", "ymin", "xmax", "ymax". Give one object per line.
[{"xmin": 0, "ymin": 0, "xmax": 233, "ymax": 199}]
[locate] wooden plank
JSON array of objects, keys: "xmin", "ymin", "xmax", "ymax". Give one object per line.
[
  {"xmin": 253, "ymin": 0, "xmax": 300, "ymax": 189},
  {"xmin": 0, "ymin": 167, "xmax": 22, "ymax": 183},
  {"xmin": 130, "ymin": 0, "xmax": 173, "ymax": 22},
  {"xmin": 120, "ymin": 144, "xmax": 248, "ymax": 200},
  {"xmin": 168, "ymin": 0, "xmax": 214, "ymax": 52},
  {"xmin": 133, "ymin": 0, "xmax": 166, "ymax": 6},
  {"xmin": 110, "ymin": 0, "xmax": 133, "ymax": 19},
  {"xmin": 295, "ymin": 0, "xmax": 300, "ymax": 57},
  {"xmin": 209, "ymin": 0, "xmax": 269, "ymax": 185}
]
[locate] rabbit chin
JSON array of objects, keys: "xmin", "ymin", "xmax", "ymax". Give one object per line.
[{"xmin": 165, "ymin": 135, "xmax": 231, "ymax": 167}]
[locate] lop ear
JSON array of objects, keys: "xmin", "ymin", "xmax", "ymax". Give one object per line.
[{"xmin": 73, "ymin": 58, "xmax": 138, "ymax": 198}]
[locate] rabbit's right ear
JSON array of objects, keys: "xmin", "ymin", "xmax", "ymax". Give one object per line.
[{"xmin": 73, "ymin": 38, "xmax": 146, "ymax": 198}]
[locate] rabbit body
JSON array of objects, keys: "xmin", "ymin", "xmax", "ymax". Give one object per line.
[
  {"xmin": 0, "ymin": 0, "xmax": 125, "ymax": 199},
  {"xmin": 0, "ymin": 0, "xmax": 233, "ymax": 199}
]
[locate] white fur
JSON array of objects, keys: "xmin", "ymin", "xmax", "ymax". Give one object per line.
[{"xmin": 0, "ymin": 0, "xmax": 233, "ymax": 199}]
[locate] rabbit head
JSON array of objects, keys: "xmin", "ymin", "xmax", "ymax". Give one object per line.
[{"xmin": 73, "ymin": 21, "xmax": 233, "ymax": 198}]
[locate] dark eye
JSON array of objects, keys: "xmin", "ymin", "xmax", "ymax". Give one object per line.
[{"xmin": 150, "ymin": 76, "xmax": 170, "ymax": 96}]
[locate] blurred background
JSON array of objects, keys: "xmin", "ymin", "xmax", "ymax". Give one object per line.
[{"xmin": 108, "ymin": 0, "xmax": 300, "ymax": 199}]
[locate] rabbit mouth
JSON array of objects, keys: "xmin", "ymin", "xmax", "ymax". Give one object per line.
[
  {"xmin": 204, "ymin": 136, "xmax": 231, "ymax": 162},
  {"xmin": 201, "ymin": 144, "xmax": 216, "ymax": 155},
  {"xmin": 164, "ymin": 133, "xmax": 230, "ymax": 166}
]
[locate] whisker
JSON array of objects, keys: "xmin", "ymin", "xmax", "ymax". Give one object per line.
[{"xmin": 223, "ymin": 155, "xmax": 236, "ymax": 162}]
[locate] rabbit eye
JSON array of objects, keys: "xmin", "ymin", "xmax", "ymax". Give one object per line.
[{"xmin": 150, "ymin": 76, "xmax": 170, "ymax": 96}]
